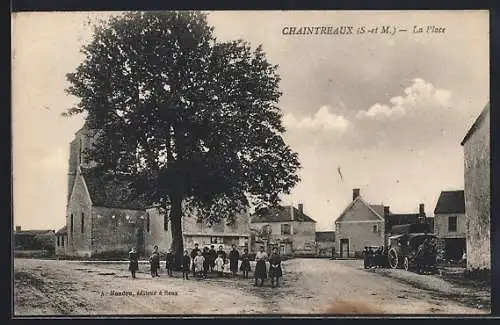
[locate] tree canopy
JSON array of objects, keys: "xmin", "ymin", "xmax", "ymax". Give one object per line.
[{"xmin": 64, "ymin": 11, "xmax": 301, "ymax": 260}]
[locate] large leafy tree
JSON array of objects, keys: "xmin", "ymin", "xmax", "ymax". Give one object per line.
[{"xmin": 64, "ymin": 11, "xmax": 301, "ymax": 265}]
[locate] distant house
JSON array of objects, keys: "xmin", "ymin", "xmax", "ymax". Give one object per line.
[
  {"xmin": 461, "ymin": 102, "xmax": 490, "ymax": 272},
  {"xmin": 334, "ymin": 189, "xmax": 385, "ymax": 258},
  {"xmin": 315, "ymin": 231, "xmax": 335, "ymax": 257},
  {"xmin": 14, "ymin": 226, "xmax": 55, "ymax": 256},
  {"xmin": 384, "ymin": 203, "xmax": 429, "ymax": 241},
  {"xmin": 251, "ymin": 204, "xmax": 316, "ymax": 256},
  {"xmin": 433, "ymin": 190, "xmax": 466, "ymax": 261}
]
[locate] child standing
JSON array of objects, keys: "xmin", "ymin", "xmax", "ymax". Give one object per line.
[
  {"xmin": 269, "ymin": 247, "xmax": 283, "ymax": 288},
  {"xmin": 128, "ymin": 247, "xmax": 139, "ymax": 279},
  {"xmin": 214, "ymin": 253, "xmax": 225, "ymax": 277},
  {"xmin": 182, "ymin": 250, "xmax": 191, "ymax": 280},
  {"xmin": 165, "ymin": 249, "xmax": 174, "ymax": 277},
  {"xmin": 240, "ymin": 248, "xmax": 251, "ymax": 278},
  {"xmin": 193, "ymin": 250, "xmax": 205, "ymax": 278}
]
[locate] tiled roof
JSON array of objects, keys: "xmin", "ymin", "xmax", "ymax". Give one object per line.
[
  {"xmin": 251, "ymin": 205, "xmax": 316, "ymax": 223},
  {"xmin": 15, "ymin": 230, "xmax": 54, "ymax": 236},
  {"xmin": 315, "ymin": 231, "xmax": 335, "ymax": 242},
  {"xmin": 434, "ymin": 190, "xmax": 465, "ymax": 214},
  {"xmin": 387, "ymin": 213, "xmax": 420, "ymax": 226},
  {"xmin": 81, "ymin": 169, "xmax": 149, "ymax": 210}
]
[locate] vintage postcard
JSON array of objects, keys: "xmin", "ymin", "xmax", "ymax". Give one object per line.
[{"xmin": 12, "ymin": 10, "xmax": 490, "ymax": 316}]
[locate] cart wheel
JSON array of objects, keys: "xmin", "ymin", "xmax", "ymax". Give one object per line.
[
  {"xmin": 403, "ymin": 257, "xmax": 409, "ymax": 271},
  {"xmin": 388, "ymin": 248, "xmax": 399, "ymax": 269}
]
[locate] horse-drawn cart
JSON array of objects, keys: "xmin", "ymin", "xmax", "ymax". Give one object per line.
[{"xmin": 386, "ymin": 224, "xmax": 438, "ymax": 274}]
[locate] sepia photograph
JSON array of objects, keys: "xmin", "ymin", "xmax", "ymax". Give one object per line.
[{"xmin": 11, "ymin": 10, "xmax": 490, "ymax": 316}]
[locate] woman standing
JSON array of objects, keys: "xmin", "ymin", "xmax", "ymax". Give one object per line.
[
  {"xmin": 269, "ymin": 247, "xmax": 283, "ymax": 288},
  {"xmin": 254, "ymin": 246, "xmax": 268, "ymax": 287},
  {"xmin": 128, "ymin": 247, "xmax": 139, "ymax": 279}
]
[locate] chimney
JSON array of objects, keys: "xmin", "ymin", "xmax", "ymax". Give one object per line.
[
  {"xmin": 290, "ymin": 205, "xmax": 294, "ymax": 221},
  {"xmin": 383, "ymin": 206, "xmax": 390, "ymax": 233},
  {"xmin": 15, "ymin": 226, "xmax": 21, "ymax": 232},
  {"xmin": 384, "ymin": 206, "xmax": 390, "ymax": 217},
  {"xmin": 419, "ymin": 203, "xmax": 426, "ymax": 223},
  {"xmin": 298, "ymin": 203, "xmax": 304, "ymax": 213},
  {"xmin": 352, "ymin": 188, "xmax": 360, "ymax": 201}
]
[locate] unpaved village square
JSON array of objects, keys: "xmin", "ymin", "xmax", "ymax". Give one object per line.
[{"xmin": 14, "ymin": 257, "xmax": 490, "ymax": 315}]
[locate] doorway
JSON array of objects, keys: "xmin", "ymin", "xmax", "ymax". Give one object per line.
[{"xmin": 340, "ymin": 238, "xmax": 349, "ymax": 258}]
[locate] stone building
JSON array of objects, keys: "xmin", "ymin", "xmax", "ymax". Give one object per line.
[
  {"xmin": 334, "ymin": 189, "xmax": 385, "ymax": 258},
  {"xmin": 461, "ymin": 102, "xmax": 490, "ymax": 272},
  {"xmin": 55, "ymin": 226, "xmax": 68, "ymax": 257},
  {"xmin": 250, "ymin": 204, "xmax": 316, "ymax": 256},
  {"xmin": 62, "ymin": 122, "xmax": 250, "ymax": 258},
  {"xmin": 433, "ymin": 190, "xmax": 466, "ymax": 261},
  {"xmin": 315, "ymin": 231, "xmax": 335, "ymax": 257}
]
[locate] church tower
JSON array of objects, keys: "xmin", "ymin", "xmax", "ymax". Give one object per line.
[{"xmin": 66, "ymin": 121, "xmax": 98, "ymax": 204}]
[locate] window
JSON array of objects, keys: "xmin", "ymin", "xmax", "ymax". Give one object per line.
[
  {"xmin": 57, "ymin": 236, "xmax": 60, "ymax": 247},
  {"xmin": 372, "ymin": 225, "xmax": 378, "ymax": 233},
  {"xmin": 448, "ymin": 216, "xmax": 457, "ymax": 232},
  {"xmin": 146, "ymin": 215, "xmax": 150, "ymax": 233},
  {"xmin": 281, "ymin": 223, "xmax": 291, "ymax": 235},
  {"xmin": 61, "ymin": 237, "xmax": 64, "ymax": 247},
  {"xmin": 196, "ymin": 216, "xmax": 203, "ymax": 224},
  {"xmin": 81, "ymin": 213, "xmax": 85, "ymax": 233},
  {"xmin": 70, "ymin": 214, "xmax": 74, "ymax": 233}
]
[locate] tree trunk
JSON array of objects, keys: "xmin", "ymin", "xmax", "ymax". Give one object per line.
[{"xmin": 169, "ymin": 194, "xmax": 184, "ymax": 269}]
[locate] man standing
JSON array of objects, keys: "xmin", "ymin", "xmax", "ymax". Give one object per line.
[
  {"xmin": 228, "ymin": 244, "xmax": 240, "ymax": 277},
  {"xmin": 190, "ymin": 243, "xmax": 201, "ymax": 276},
  {"xmin": 208, "ymin": 245, "xmax": 217, "ymax": 272}
]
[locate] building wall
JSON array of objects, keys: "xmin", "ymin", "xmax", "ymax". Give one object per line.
[
  {"xmin": 250, "ymin": 221, "xmax": 316, "ymax": 255},
  {"xmin": 66, "ymin": 173, "xmax": 93, "ymax": 257},
  {"xmin": 316, "ymin": 240, "xmax": 335, "ymax": 257},
  {"xmin": 146, "ymin": 207, "xmax": 173, "ymax": 255},
  {"xmin": 55, "ymin": 234, "xmax": 68, "ymax": 256},
  {"xmin": 91, "ymin": 206, "xmax": 146, "ymax": 257},
  {"xmin": 335, "ymin": 221, "xmax": 384, "ymax": 257},
  {"xmin": 464, "ymin": 109, "xmax": 490, "ymax": 271},
  {"xmin": 146, "ymin": 206, "xmax": 250, "ymax": 255},
  {"xmin": 335, "ymin": 199, "xmax": 385, "ymax": 257},
  {"xmin": 434, "ymin": 213, "xmax": 466, "ymax": 239}
]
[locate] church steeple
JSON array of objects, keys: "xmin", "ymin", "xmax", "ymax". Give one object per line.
[{"xmin": 67, "ymin": 120, "xmax": 97, "ymax": 204}]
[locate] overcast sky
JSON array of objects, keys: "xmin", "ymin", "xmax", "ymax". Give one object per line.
[{"xmin": 12, "ymin": 11, "xmax": 489, "ymax": 231}]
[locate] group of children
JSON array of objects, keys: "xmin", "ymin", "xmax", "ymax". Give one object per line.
[{"xmin": 127, "ymin": 244, "xmax": 283, "ymax": 288}]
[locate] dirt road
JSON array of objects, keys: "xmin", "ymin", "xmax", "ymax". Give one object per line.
[{"xmin": 13, "ymin": 258, "xmax": 490, "ymax": 316}]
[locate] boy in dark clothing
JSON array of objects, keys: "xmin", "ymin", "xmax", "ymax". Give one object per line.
[
  {"xmin": 202, "ymin": 247, "xmax": 210, "ymax": 278},
  {"xmin": 217, "ymin": 245, "xmax": 227, "ymax": 262},
  {"xmin": 209, "ymin": 245, "xmax": 217, "ymax": 272},
  {"xmin": 165, "ymin": 249, "xmax": 174, "ymax": 277},
  {"xmin": 240, "ymin": 248, "xmax": 251, "ymax": 278},
  {"xmin": 228, "ymin": 245, "xmax": 240, "ymax": 276},
  {"xmin": 182, "ymin": 250, "xmax": 191, "ymax": 280},
  {"xmin": 190, "ymin": 243, "xmax": 200, "ymax": 276}
]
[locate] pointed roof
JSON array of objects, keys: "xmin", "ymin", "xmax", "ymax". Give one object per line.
[
  {"xmin": 461, "ymin": 102, "xmax": 490, "ymax": 145},
  {"xmin": 55, "ymin": 225, "xmax": 68, "ymax": 235},
  {"xmin": 434, "ymin": 190, "xmax": 465, "ymax": 214},
  {"xmin": 335, "ymin": 196, "xmax": 385, "ymax": 223},
  {"xmin": 251, "ymin": 205, "xmax": 316, "ymax": 223}
]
